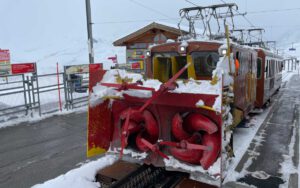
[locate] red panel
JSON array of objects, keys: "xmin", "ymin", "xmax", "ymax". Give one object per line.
[
  {"xmin": 11, "ymin": 63, "xmax": 36, "ymax": 74},
  {"xmin": 131, "ymin": 62, "xmax": 141, "ymax": 69},
  {"xmin": 87, "ymin": 68, "xmax": 112, "ymax": 157},
  {"xmin": 89, "ymin": 63, "xmax": 103, "ymax": 71},
  {"xmin": 0, "ymin": 49, "xmax": 10, "ymax": 62}
]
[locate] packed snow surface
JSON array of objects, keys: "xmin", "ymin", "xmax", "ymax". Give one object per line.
[{"xmin": 32, "ymin": 155, "xmax": 118, "ymax": 188}]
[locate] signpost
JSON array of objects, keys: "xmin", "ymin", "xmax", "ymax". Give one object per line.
[
  {"xmin": 11, "ymin": 63, "xmax": 36, "ymax": 74},
  {"xmin": 64, "ymin": 63, "xmax": 103, "ymax": 75},
  {"xmin": 0, "ymin": 49, "xmax": 11, "ymax": 75}
]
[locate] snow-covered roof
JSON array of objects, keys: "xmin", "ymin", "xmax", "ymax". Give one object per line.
[{"xmin": 113, "ymin": 22, "xmax": 189, "ymax": 46}]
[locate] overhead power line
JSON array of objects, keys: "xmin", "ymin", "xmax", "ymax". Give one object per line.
[
  {"xmin": 247, "ymin": 7, "xmax": 300, "ymax": 14},
  {"xmin": 184, "ymin": 0, "xmax": 199, "ymax": 7},
  {"xmin": 128, "ymin": 0, "xmax": 174, "ymax": 19},
  {"xmin": 93, "ymin": 18, "xmax": 178, "ymax": 25},
  {"xmin": 219, "ymin": 0, "xmax": 255, "ymax": 27}
]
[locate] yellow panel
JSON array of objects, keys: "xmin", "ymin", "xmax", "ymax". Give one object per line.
[
  {"xmin": 153, "ymin": 57, "xmax": 171, "ymax": 83},
  {"xmin": 187, "ymin": 55, "xmax": 196, "ymax": 79},
  {"xmin": 231, "ymin": 108, "xmax": 244, "ymax": 129},
  {"xmin": 153, "ymin": 57, "xmax": 159, "ymax": 80},
  {"xmin": 171, "ymin": 57, "xmax": 179, "ymax": 76},
  {"xmin": 140, "ymin": 61, "xmax": 144, "ymax": 70},
  {"xmin": 160, "ymin": 61, "xmax": 169, "ymax": 82},
  {"xmin": 87, "ymin": 147, "xmax": 107, "ymax": 157}
]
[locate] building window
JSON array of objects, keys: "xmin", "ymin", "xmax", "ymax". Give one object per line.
[
  {"xmin": 154, "ymin": 33, "xmax": 167, "ymax": 44},
  {"xmin": 128, "ymin": 43, "xmax": 148, "ymax": 49}
]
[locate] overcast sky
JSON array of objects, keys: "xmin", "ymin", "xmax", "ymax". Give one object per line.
[{"xmin": 0, "ymin": 0, "xmax": 299, "ymax": 68}]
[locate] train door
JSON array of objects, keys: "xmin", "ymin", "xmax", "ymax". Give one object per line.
[
  {"xmin": 264, "ymin": 59, "xmax": 270, "ymax": 102},
  {"xmin": 256, "ymin": 57, "xmax": 263, "ymax": 106},
  {"xmin": 246, "ymin": 53, "xmax": 253, "ymax": 104},
  {"xmin": 250, "ymin": 53, "xmax": 257, "ymax": 104},
  {"xmin": 269, "ymin": 59, "xmax": 275, "ymax": 95}
]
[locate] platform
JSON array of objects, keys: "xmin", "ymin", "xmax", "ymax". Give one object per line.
[
  {"xmin": 0, "ymin": 111, "xmax": 89, "ymax": 188},
  {"xmin": 224, "ymin": 74, "xmax": 300, "ymax": 188}
]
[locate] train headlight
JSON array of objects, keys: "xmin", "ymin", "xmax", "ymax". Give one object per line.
[
  {"xmin": 180, "ymin": 46, "xmax": 186, "ymax": 52},
  {"xmin": 222, "ymin": 49, "xmax": 227, "ymax": 55},
  {"xmin": 219, "ymin": 48, "xmax": 227, "ymax": 56},
  {"xmin": 179, "ymin": 46, "xmax": 187, "ymax": 54},
  {"xmin": 146, "ymin": 51, "xmax": 151, "ymax": 57}
]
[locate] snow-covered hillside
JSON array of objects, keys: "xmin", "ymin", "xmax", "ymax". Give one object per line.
[
  {"xmin": 1, "ymin": 0, "xmax": 299, "ymax": 74},
  {"xmin": 0, "ymin": 0, "xmax": 184, "ymax": 74}
]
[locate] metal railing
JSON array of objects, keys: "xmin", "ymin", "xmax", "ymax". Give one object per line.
[
  {"xmin": 0, "ymin": 74, "xmax": 31, "ymax": 121},
  {"xmin": 0, "ymin": 70, "xmax": 89, "ymax": 123},
  {"xmin": 64, "ymin": 72, "xmax": 89, "ymax": 110}
]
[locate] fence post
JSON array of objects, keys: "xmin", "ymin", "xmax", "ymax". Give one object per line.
[
  {"xmin": 35, "ymin": 73, "xmax": 42, "ymax": 116},
  {"xmin": 56, "ymin": 63, "xmax": 62, "ymax": 111},
  {"xmin": 26, "ymin": 76, "xmax": 33, "ymax": 117},
  {"xmin": 31, "ymin": 76, "xmax": 36, "ymax": 107},
  {"xmin": 63, "ymin": 67, "xmax": 69, "ymax": 110},
  {"xmin": 22, "ymin": 74, "xmax": 29, "ymax": 115}
]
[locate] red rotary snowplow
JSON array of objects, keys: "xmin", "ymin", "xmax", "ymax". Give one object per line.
[{"xmin": 87, "ymin": 63, "xmax": 222, "ymax": 171}]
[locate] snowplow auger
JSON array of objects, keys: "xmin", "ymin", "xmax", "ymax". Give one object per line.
[{"xmin": 87, "ymin": 64, "xmax": 222, "ymax": 169}]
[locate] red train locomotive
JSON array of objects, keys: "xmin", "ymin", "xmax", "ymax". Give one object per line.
[{"xmin": 87, "ymin": 4, "xmax": 283, "ymax": 187}]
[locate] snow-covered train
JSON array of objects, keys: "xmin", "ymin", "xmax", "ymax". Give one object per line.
[{"xmin": 86, "ymin": 4, "xmax": 283, "ymax": 187}]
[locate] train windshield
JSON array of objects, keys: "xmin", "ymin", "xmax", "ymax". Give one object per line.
[
  {"xmin": 152, "ymin": 52, "xmax": 188, "ymax": 82},
  {"xmin": 191, "ymin": 52, "xmax": 219, "ymax": 77},
  {"xmin": 152, "ymin": 52, "xmax": 219, "ymax": 82}
]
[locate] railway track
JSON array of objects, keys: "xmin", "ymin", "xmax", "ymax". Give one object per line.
[{"xmin": 96, "ymin": 160, "xmax": 218, "ymax": 188}]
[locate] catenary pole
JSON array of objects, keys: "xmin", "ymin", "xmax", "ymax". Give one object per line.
[{"xmin": 85, "ymin": 0, "xmax": 94, "ymax": 64}]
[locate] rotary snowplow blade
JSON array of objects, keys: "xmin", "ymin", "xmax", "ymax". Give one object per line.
[
  {"xmin": 87, "ymin": 68, "xmax": 112, "ymax": 157},
  {"xmin": 87, "ymin": 66, "xmax": 223, "ymax": 174}
]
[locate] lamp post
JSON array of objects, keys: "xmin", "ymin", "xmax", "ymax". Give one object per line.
[{"xmin": 85, "ymin": 0, "xmax": 94, "ymax": 64}]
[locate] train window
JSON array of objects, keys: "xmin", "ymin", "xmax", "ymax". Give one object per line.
[
  {"xmin": 236, "ymin": 52, "xmax": 241, "ymax": 75},
  {"xmin": 270, "ymin": 60, "xmax": 274, "ymax": 77},
  {"xmin": 257, "ymin": 58, "xmax": 262, "ymax": 79},
  {"xmin": 191, "ymin": 52, "xmax": 219, "ymax": 77},
  {"xmin": 265, "ymin": 60, "xmax": 268, "ymax": 78},
  {"xmin": 152, "ymin": 52, "xmax": 188, "ymax": 82}
]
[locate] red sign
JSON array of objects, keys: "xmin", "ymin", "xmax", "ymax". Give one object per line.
[
  {"xmin": 0, "ymin": 49, "xmax": 10, "ymax": 62},
  {"xmin": 131, "ymin": 62, "xmax": 141, "ymax": 69},
  {"xmin": 89, "ymin": 63, "xmax": 103, "ymax": 72},
  {"xmin": 108, "ymin": 55, "xmax": 118, "ymax": 64},
  {"xmin": 11, "ymin": 63, "xmax": 36, "ymax": 74}
]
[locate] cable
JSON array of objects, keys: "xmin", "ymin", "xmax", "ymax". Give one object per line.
[
  {"xmin": 128, "ymin": 0, "xmax": 174, "ymax": 19},
  {"xmin": 247, "ymin": 7, "xmax": 300, "ymax": 14},
  {"xmin": 184, "ymin": 0, "xmax": 199, "ymax": 7},
  {"xmin": 93, "ymin": 18, "xmax": 179, "ymax": 25}
]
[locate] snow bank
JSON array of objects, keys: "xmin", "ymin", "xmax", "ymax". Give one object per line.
[{"xmin": 32, "ymin": 155, "xmax": 118, "ymax": 188}]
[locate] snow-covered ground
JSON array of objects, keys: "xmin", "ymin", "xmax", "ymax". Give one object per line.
[
  {"xmin": 0, "ymin": 105, "xmax": 87, "ymax": 129},
  {"xmin": 32, "ymin": 155, "xmax": 118, "ymax": 188},
  {"xmin": 223, "ymin": 106, "xmax": 272, "ymax": 183}
]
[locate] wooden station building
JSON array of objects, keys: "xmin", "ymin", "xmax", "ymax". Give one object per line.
[{"xmin": 113, "ymin": 22, "xmax": 187, "ymax": 73}]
